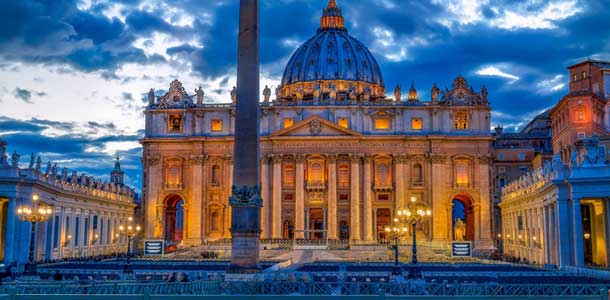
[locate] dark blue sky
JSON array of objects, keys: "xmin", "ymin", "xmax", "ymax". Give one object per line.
[{"xmin": 0, "ymin": 0, "xmax": 609, "ymax": 193}]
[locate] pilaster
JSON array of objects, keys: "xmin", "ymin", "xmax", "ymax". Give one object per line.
[
  {"xmin": 295, "ymin": 155, "xmax": 305, "ymax": 239},
  {"xmin": 362, "ymin": 155, "xmax": 373, "ymax": 241},
  {"xmin": 349, "ymin": 154, "xmax": 362, "ymax": 242},
  {"xmin": 327, "ymin": 154, "xmax": 338, "ymax": 240},
  {"xmin": 271, "ymin": 154, "xmax": 283, "ymax": 239}
]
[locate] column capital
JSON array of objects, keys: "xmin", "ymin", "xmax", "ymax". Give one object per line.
[
  {"xmin": 326, "ymin": 154, "xmax": 338, "ymax": 163},
  {"xmin": 270, "ymin": 154, "xmax": 283, "ymax": 163},
  {"xmin": 223, "ymin": 154, "xmax": 233, "ymax": 162},
  {"xmin": 349, "ymin": 153, "xmax": 363, "ymax": 163},
  {"xmin": 295, "ymin": 154, "xmax": 306, "ymax": 164},
  {"xmin": 393, "ymin": 154, "xmax": 408, "ymax": 163},
  {"xmin": 426, "ymin": 152, "xmax": 447, "ymax": 163}
]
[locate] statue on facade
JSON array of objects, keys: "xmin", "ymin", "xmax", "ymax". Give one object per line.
[
  {"xmin": 28, "ymin": 153, "xmax": 35, "ymax": 169},
  {"xmin": 363, "ymin": 85, "xmax": 371, "ymax": 102},
  {"xmin": 262, "ymin": 85, "xmax": 271, "ymax": 103},
  {"xmin": 148, "ymin": 88, "xmax": 155, "ymax": 106},
  {"xmin": 454, "ymin": 218, "xmax": 465, "ymax": 241},
  {"xmin": 51, "ymin": 163, "xmax": 58, "ymax": 177},
  {"xmin": 570, "ymin": 148, "xmax": 579, "ymax": 167},
  {"xmin": 230, "ymin": 86, "xmax": 237, "ymax": 103},
  {"xmin": 45, "ymin": 161, "xmax": 52, "ymax": 175},
  {"xmin": 195, "ymin": 86, "xmax": 204, "ymax": 105},
  {"xmin": 295, "ymin": 85, "xmax": 304, "ymax": 101},
  {"xmin": 61, "ymin": 167, "xmax": 68, "ymax": 181},
  {"xmin": 11, "ymin": 151, "xmax": 20, "ymax": 167},
  {"xmin": 0, "ymin": 140, "xmax": 7, "ymax": 166},
  {"xmin": 313, "ymin": 82, "xmax": 321, "ymax": 101},
  {"xmin": 394, "ymin": 84, "xmax": 401, "ymax": 102},
  {"xmin": 348, "ymin": 84, "xmax": 357, "ymax": 101},
  {"xmin": 329, "ymin": 83, "xmax": 337, "ymax": 101},
  {"xmin": 275, "ymin": 86, "xmax": 282, "ymax": 101},
  {"xmin": 431, "ymin": 83, "xmax": 440, "ymax": 103},
  {"xmin": 481, "ymin": 85, "xmax": 488, "ymax": 102},
  {"xmin": 35, "ymin": 156, "xmax": 41, "ymax": 171}
]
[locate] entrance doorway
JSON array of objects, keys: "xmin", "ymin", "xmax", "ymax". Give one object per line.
[
  {"xmin": 452, "ymin": 195, "xmax": 474, "ymax": 241},
  {"xmin": 164, "ymin": 194, "xmax": 184, "ymax": 242},
  {"xmin": 581, "ymin": 200, "xmax": 608, "ymax": 267},
  {"xmin": 283, "ymin": 220, "xmax": 294, "ymax": 239},
  {"xmin": 308, "ymin": 208, "xmax": 324, "ymax": 239},
  {"xmin": 376, "ymin": 208, "xmax": 391, "ymax": 240}
]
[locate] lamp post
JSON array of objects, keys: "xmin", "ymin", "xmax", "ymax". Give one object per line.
[
  {"xmin": 16, "ymin": 193, "xmax": 53, "ymax": 276},
  {"xmin": 118, "ymin": 216, "xmax": 141, "ymax": 274},
  {"xmin": 385, "ymin": 196, "xmax": 431, "ymax": 279}
]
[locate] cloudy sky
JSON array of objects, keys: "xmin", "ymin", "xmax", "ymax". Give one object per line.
[{"xmin": 0, "ymin": 0, "xmax": 609, "ymax": 192}]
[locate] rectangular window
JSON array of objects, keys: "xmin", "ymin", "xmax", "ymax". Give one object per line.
[
  {"xmin": 339, "ymin": 194, "xmax": 349, "ymax": 201},
  {"xmin": 83, "ymin": 218, "xmax": 89, "ymax": 246},
  {"xmin": 283, "ymin": 117, "xmax": 294, "ymax": 129},
  {"xmin": 374, "ymin": 118, "xmax": 390, "ymax": 130},
  {"xmin": 93, "ymin": 215, "xmax": 98, "ymax": 230},
  {"xmin": 456, "ymin": 162, "xmax": 469, "ymax": 185},
  {"xmin": 518, "ymin": 216, "xmax": 523, "ymax": 230},
  {"xmin": 520, "ymin": 166, "xmax": 528, "ymax": 173},
  {"xmin": 284, "ymin": 193, "xmax": 293, "ymax": 201},
  {"xmin": 377, "ymin": 194, "xmax": 390, "ymax": 201},
  {"xmin": 168, "ymin": 114, "xmax": 183, "ymax": 132},
  {"xmin": 53, "ymin": 215, "xmax": 59, "ymax": 249},
  {"xmin": 100, "ymin": 218, "xmax": 104, "ymax": 245},
  {"xmin": 106, "ymin": 219, "xmax": 111, "ymax": 244},
  {"xmin": 338, "ymin": 118, "xmax": 349, "ymax": 128},
  {"xmin": 211, "ymin": 119, "xmax": 223, "ymax": 132},
  {"xmin": 454, "ymin": 112, "xmax": 468, "ymax": 129},
  {"xmin": 411, "ymin": 118, "xmax": 423, "ymax": 130},
  {"xmin": 498, "ymin": 166, "xmax": 506, "ymax": 173},
  {"xmin": 74, "ymin": 217, "xmax": 80, "ymax": 246}
]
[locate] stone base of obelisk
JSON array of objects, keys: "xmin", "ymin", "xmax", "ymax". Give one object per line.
[{"xmin": 227, "ymin": 234, "xmax": 261, "ymax": 275}]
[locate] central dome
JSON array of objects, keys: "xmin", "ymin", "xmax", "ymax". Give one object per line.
[{"xmin": 279, "ymin": 0, "xmax": 385, "ymax": 102}]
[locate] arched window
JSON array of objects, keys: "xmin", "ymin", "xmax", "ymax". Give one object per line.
[
  {"xmin": 412, "ymin": 163, "xmax": 423, "ymax": 186},
  {"xmin": 338, "ymin": 163, "xmax": 349, "ymax": 187},
  {"xmin": 377, "ymin": 163, "xmax": 389, "ymax": 186},
  {"xmin": 456, "ymin": 161, "xmax": 469, "ymax": 185},
  {"xmin": 284, "ymin": 163, "xmax": 295, "ymax": 187},
  {"xmin": 211, "ymin": 165, "xmax": 221, "ymax": 186}
]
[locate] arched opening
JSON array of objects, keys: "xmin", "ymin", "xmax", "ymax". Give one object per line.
[
  {"xmin": 308, "ymin": 208, "xmax": 324, "ymax": 240},
  {"xmin": 581, "ymin": 200, "xmax": 608, "ymax": 267},
  {"xmin": 377, "ymin": 163, "xmax": 389, "ymax": 186},
  {"xmin": 283, "ymin": 220, "xmax": 294, "ymax": 240},
  {"xmin": 376, "ymin": 208, "xmax": 391, "ymax": 241},
  {"xmin": 452, "ymin": 194, "xmax": 474, "ymax": 241},
  {"xmin": 164, "ymin": 194, "xmax": 184, "ymax": 242}
]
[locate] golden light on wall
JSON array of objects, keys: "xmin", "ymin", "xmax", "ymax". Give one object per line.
[
  {"xmin": 283, "ymin": 118, "xmax": 295, "ymax": 129},
  {"xmin": 168, "ymin": 114, "xmax": 183, "ymax": 132},
  {"xmin": 211, "ymin": 119, "xmax": 223, "ymax": 132},
  {"xmin": 374, "ymin": 118, "xmax": 390, "ymax": 130},
  {"xmin": 454, "ymin": 112, "xmax": 468, "ymax": 129},
  {"xmin": 411, "ymin": 118, "xmax": 422, "ymax": 130},
  {"xmin": 338, "ymin": 118, "xmax": 349, "ymax": 128},
  {"xmin": 456, "ymin": 161, "xmax": 469, "ymax": 185}
]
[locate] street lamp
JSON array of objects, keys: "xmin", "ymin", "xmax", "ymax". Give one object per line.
[
  {"xmin": 118, "ymin": 216, "xmax": 141, "ymax": 273},
  {"xmin": 16, "ymin": 193, "xmax": 53, "ymax": 276},
  {"xmin": 385, "ymin": 197, "xmax": 431, "ymax": 279}
]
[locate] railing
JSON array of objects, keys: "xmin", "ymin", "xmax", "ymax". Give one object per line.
[{"xmin": 1, "ymin": 281, "xmax": 608, "ymax": 296}]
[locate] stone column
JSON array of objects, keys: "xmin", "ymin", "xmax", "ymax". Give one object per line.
[
  {"xmin": 571, "ymin": 197, "xmax": 585, "ymax": 267},
  {"xmin": 260, "ymin": 156, "xmax": 270, "ymax": 239},
  {"xmin": 224, "ymin": 156, "xmax": 233, "ymax": 239},
  {"xmin": 477, "ymin": 155, "xmax": 493, "ymax": 248},
  {"xmin": 556, "ymin": 194, "xmax": 572, "ymax": 267},
  {"xmin": 362, "ymin": 155, "xmax": 373, "ymax": 242},
  {"xmin": 394, "ymin": 154, "xmax": 406, "ymax": 208},
  {"xmin": 349, "ymin": 154, "xmax": 361, "ymax": 242},
  {"xmin": 295, "ymin": 155, "xmax": 305, "ymax": 239},
  {"xmin": 187, "ymin": 154, "xmax": 204, "ymax": 245},
  {"xmin": 327, "ymin": 155, "xmax": 338, "ymax": 240},
  {"xmin": 271, "ymin": 155, "xmax": 283, "ymax": 239},
  {"xmin": 229, "ymin": 0, "xmax": 262, "ymax": 273},
  {"xmin": 429, "ymin": 154, "xmax": 447, "ymax": 243}
]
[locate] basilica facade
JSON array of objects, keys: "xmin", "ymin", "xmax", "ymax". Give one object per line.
[{"xmin": 141, "ymin": 0, "xmax": 494, "ymax": 250}]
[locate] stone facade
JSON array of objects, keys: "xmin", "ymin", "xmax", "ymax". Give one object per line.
[{"xmin": 0, "ymin": 143, "xmax": 138, "ymax": 265}]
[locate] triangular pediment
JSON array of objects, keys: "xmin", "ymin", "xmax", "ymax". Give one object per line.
[{"xmin": 270, "ymin": 115, "xmax": 362, "ymax": 137}]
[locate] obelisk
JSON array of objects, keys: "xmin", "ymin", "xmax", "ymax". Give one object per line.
[{"xmin": 228, "ymin": 0, "xmax": 262, "ymax": 273}]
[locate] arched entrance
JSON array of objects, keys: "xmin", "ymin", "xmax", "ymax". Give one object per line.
[
  {"xmin": 452, "ymin": 194, "xmax": 475, "ymax": 241},
  {"xmin": 376, "ymin": 208, "xmax": 391, "ymax": 241},
  {"xmin": 308, "ymin": 208, "xmax": 324, "ymax": 239},
  {"xmin": 164, "ymin": 194, "xmax": 184, "ymax": 242},
  {"xmin": 283, "ymin": 220, "xmax": 294, "ymax": 239},
  {"xmin": 339, "ymin": 220, "xmax": 349, "ymax": 240}
]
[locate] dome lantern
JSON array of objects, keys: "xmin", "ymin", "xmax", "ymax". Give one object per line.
[
  {"xmin": 408, "ymin": 81, "xmax": 419, "ymax": 101},
  {"xmin": 319, "ymin": 0, "xmax": 345, "ymax": 32}
]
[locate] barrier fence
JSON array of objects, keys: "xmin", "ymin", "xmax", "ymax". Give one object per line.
[{"xmin": 1, "ymin": 281, "xmax": 609, "ymax": 297}]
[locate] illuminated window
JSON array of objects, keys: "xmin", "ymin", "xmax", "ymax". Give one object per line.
[
  {"xmin": 283, "ymin": 163, "xmax": 295, "ymax": 187},
  {"xmin": 582, "ymin": 71, "xmax": 587, "ymax": 79},
  {"xmin": 411, "ymin": 118, "xmax": 422, "ymax": 130},
  {"xmin": 374, "ymin": 118, "xmax": 391, "ymax": 130},
  {"xmin": 168, "ymin": 115, "xmax": 182, "ymax": 132},
  {"xmin": 456, "ymin": 161, "xmax": 469, "ymax": 185},
  {"xmin": 576, "ymin": 109, "xmax": 584, "ymax": 121},
  {"xmin": 283, "ymin": 118, "xmax": 294, "ymax": 129},
  {"xmin": 454, "ymin": 112, "xmax": 468, "ymax": 129},
  {"xmin": 211, "ymin": 120, "xmax": 223, "ymax": 132},
  {"xmin": 338, "ymin": 118, "xmax": 349, "ymax": 128},
  {"xmin": 573, "ymin": 74, "xmax": 578, "ymax": 81},
  {"xmin": 309, "ymin": 162, "xmax": 324, "ymax": 182},
  {"xmin": 338, "ymin": 163, "xmax": 349, "ymax": 187}
]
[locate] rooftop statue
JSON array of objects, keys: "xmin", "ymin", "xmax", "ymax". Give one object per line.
[
  {"xmin": 363, "ymin": 85, "xmax": 371, "ymax": 102},
  {"xmin": 0, "ymin": 140, "xmax": 7, "ymax": 166},
  {"xmin": 35, "ymin": 156, "xmax": 41, "ymax": 171},
  {"xmin": 11, "ymin": 151, "xmax": 20, "ymax": 167},
  {"xmin": 148, "ymin": 88, "xmax": 155, "ymax": 106},
  {"xmin": 394, "ymin": 85, "xmax": 401, "ymax": 102},
  {"xmin": 28, "ymin": 153, "xmax": 35, "ymax": 169},
  {"xmin": 230, "ymin": 86, "xmax": 237, "ymax": 103},
  {"xmin": 313, "ymin": 82, "xmax": 321, "ymax": 102},
  {"xmin": 45, "ymin": 161, "xmax": 52, "ymax": 175},
  {"xmin": 329, "ymin": 83, "xmax": 337, "ymax": 101},
  {"xmin": 431, "ymin": 83, "xmax": 440, "ymax": 104},
  {"xmin": 262, "ymin": 85, "xmax": 271, "ymax": 103},
  {"xmin": 195, "ymin": 86, "xmax": 204, "ymax": 105},
  {"xmin": 275, "ymin": 86, "xmax": 281, "ymax": 102},
  {"xmin": 348, "ymin": 84, "xmax": 357, "ymax": 101}
]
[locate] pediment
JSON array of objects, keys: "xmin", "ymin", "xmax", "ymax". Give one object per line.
[{"xmin": 269, "ymin": 115, "xmax": 362, "ymax": 138}]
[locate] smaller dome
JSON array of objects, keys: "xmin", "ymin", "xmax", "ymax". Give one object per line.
[{"xmin": 408, "ymin": 81, "xmax": 418, "ymax": 101}]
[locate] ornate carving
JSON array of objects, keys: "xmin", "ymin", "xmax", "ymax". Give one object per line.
[
  {"xmin": 194, "ymin": 110, "xmax": 204, "ymax": 118},
  {"xmin": 295, "ymin": 154, "xmax": 306, "ymax": 164},
  {"xmin": 229, "ymin": 185, "xmax": 263, "ymax": 207},
  {"xmin": 147, "ymin": 155, "xmax": 161, "ymax": 165},
  {"xmin": 427, "ymin": 153, "xmax": 447, "ymax": 163},
  {"xmin": 349, "ymin": 153, "xmax": 363, "ymax": 163},
  {"xmin": 271, "ymin": 154, "xmax": 283, "ymax": 164},
  {"xmin": 327, "ymin": 154, "xmax": 338, "ymax": 164},
  {"xmin": 309, "ymin": 118, "xmax": 322, "ymax": 135},
  {"xmin": 189, "ymin": 154, "xmax": 206, "ymax": 165},
  {"xmin": 440, "ymin": 75, "xmax": 487, "ymax": 106}
]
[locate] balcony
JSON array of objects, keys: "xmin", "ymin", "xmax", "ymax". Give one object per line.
[
  {"xmin": 373, "ymin": 182, "xmax": 393, "ymax": 192},
  {"xmin": 306, "ymin": 180, "xmax": 326, "ymax": 192}
]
